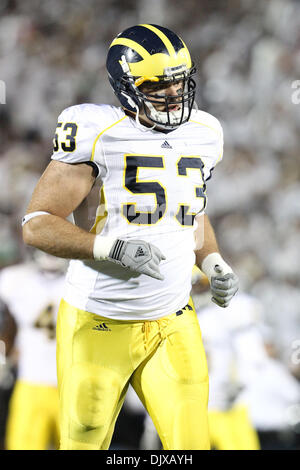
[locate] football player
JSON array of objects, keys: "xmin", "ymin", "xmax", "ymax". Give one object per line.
[
  {"xmin": 22, "ymin": 24, "xmax": 238, "ymax": 450},
  {"xmin": 194, "ymin": 289, "xmax": 261, "ymax": 450},
  {"xmin": 0, "ymin": 251, "xmax": 67, "ymax": 450},
  {"xmin": 0, "ymin": 299, "xmax": 17, "ymax": 450}
]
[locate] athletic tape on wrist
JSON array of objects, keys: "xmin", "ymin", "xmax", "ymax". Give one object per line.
[
  {"xmin": 201, "ymin": 252, "xmax": 232, "ymax": 281},
  {"xmin": 93, "ymin": 235, "xmax": 116, "ymax": 260}
]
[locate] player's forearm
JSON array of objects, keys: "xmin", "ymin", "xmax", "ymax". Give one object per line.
[
  {"xmin": 194, "ymin": 214, "xmax": 220, "ymax": 268},
  {"xmin": 194, "ymin": 215, "xmax": 238, "ymax": 307},
  {"xmin": 23, "ymin": 214, "xmax": 166, "ymax": 280},
  {"xmin": 23, "ymin": 214, "xmax": 96, "ymax": 260}
]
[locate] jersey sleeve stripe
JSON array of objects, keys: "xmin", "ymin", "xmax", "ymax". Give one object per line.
[
  {"xmin": 90, "ymin": 116, "xmax": 127, "ymax": 162},
  {"xmin": 215, "ymin": 148, "xmax": 224, "ymax": 165},
  {"xmin": 189, "ymin": 119, "xmax": 223, "ymax": 137},
  {"xmin": 189, "ymin": 119, "xmax": 223, "ymax": 166}
]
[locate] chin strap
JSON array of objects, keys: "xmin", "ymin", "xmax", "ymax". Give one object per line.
[
  {"xmin": 134, "ymin": 103, "xmax": 156, "ymax": 131},
  {"xmin": 121, "ymin": 91, "xmax": 156, "ymax": 131}
]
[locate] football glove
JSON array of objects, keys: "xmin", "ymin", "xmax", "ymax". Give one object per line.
[
  {"xmin": 108, "ymin": 239, "xmax": 166, "ymax": 280},
  {"xmin": 201, "ymin": 253, "xmax": 239, "ymax": 308},
  {"xmin": 211, "ymin": 270, "xmax": 239, "ymax": 308},
  {"xmin": 93, "ymin": 235, "xmax": 166, "ymax": 280}
]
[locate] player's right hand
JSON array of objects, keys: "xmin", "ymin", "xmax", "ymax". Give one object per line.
[{"xmin": 108, "ymin": 239, "xmax": 166, "ymax": 280}]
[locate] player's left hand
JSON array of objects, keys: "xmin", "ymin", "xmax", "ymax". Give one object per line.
[
  {"xmin": 200, "ymin": 253, "xmax": 239, "ymax": 308},
  {"xmin": 210, "ymin": 270, "xmax": 239, "ymax": 308}
]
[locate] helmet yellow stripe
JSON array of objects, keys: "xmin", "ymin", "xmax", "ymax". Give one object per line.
[
  {"xmin": 110, "ymin": 37, "xmax": 151, "ymax": 59},
  {"xmin": 176, "ymin": 36, "xmax": 192, "ymax": 68},
  {"xmin": 140, "ymin": 24, "xmax": 176, "ymax": 56},
  {"xmin": 178, "ymin": 37, "xmax": 191, "ymax": 56}
]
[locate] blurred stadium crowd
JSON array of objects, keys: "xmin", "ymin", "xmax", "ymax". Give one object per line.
[{"xmin": 0, "ymin": 0, "xmax": 300, "ymax": 450}]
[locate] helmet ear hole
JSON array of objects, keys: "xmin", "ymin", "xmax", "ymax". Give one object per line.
[{"xmin": 106, "ymin": 24, "xmax": 197, "ymax": 129}]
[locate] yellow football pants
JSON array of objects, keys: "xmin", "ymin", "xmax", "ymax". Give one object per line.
[
  {"xmin": 56, "ymin": 298, "xmax": 210, "ymax": 450},
  {"xmin": 208, "ymin": 405, "xmax": 260, "ymax": 450},
  {"xmin": 5, "ymin": 380, "xmax": 60, "ymax": 450}
]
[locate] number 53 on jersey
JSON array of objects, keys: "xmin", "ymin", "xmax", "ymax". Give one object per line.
[{"xmin": 121, "ymin": 154, "xmax": 207, "ymax": 227}]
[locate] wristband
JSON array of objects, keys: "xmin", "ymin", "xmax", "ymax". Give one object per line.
[
  {"xmin": 93, "ymin": 235, "xmax": 116, "ymax": 260},
  {"xmin": 201, "ymin": 252, "xmax": 233, "ymax": 281},
  {"xmin": 22, "ymin": 211, "xmax": 51, "ymax": 227}
]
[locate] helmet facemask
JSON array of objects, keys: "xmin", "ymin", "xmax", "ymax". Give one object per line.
[
  {"xmin": 118, "ymin": 65, "xmax": 197, "ymax": 130},
  {"xmin": 138, "ymin": 74, "xmax": 196, "ymax": 130}
]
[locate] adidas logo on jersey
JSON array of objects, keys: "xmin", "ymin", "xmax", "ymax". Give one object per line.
[
  {"xmin": 92, "ymin": 322, "xmax": 111, "ymax": 332},
  {"xmin": 161, "ymin": 141, "xmax": 172, "ymax": 149},
  {"xmin": 135, "ymin": 246, "xmax": 146, "ymax": 257}
]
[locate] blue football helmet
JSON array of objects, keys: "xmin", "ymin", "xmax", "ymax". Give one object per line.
[{"xmin": 106, "ymin": 24, "xmax": 196, "ymax": 130}]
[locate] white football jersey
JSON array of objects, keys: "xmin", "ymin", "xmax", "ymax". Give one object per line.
[
  {"xmin": 51, "ymin": 104, "xmax": 223, "ymax": 320},
  {"xmin": 0, "ymin": 263, "xmax": 65, "ymax": 386}
]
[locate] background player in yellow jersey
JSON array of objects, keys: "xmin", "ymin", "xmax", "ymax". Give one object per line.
[
  {"xmin": 0, "ymin": 251, "xmax": 66, "ymax": 450},
  {"xmin": 192, "ymin": 277, "xmax": 261, "ymax": 451},
  {"xmin": 22, "ymin": 24, "xmax": 239, "ymax": 450}
]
